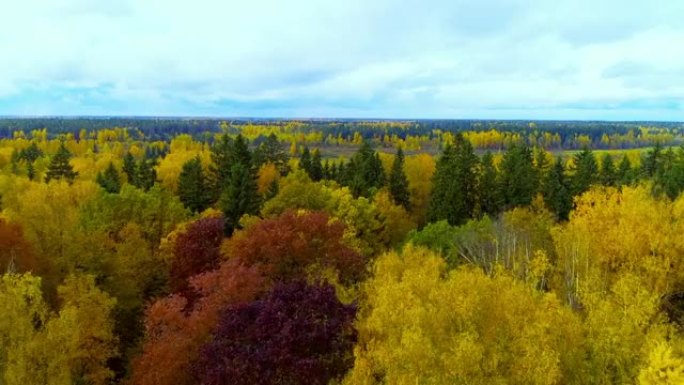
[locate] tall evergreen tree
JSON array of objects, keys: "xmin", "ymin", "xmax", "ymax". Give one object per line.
[
  {"xmin": 497, "ymin": 144, "xmax": 537, "ymax": 209},
  {"xmin": 641, "ymin": 142, "xmax": 663, "ymax": 178},
  {"xmin": 655, "ymin": 147, "xmax": 684, "ymax": 200},
  {"xmin": 96, "ymin": 162, "xmax": 122, "ymax": 193},
  {"xmin": 600, "ymin": 153, "xmax": 617, "ymax": 186},
  {"xmin": 543, "ymin": 157, "xmax": 572, "ymax": 221},
  {"xmin": 322, "ymin": 160, "xmax": 331, "ymax": 180},
  {"xmin": 571, "ymin": 147, "xmax": 599, "ymax": 196},
  {"xmin": 26, "ymin": 162, "xmax": 36, "ymax": 181},
  {"xmin": 478, "ymin": 151, "xmax": 500, "ymax": 217},
  {"xmin": 389, "ymin": 147, "xmax": 411, "ymax": 210},
  {"xmin": 136, "ymin": 158, "xmax": 157, "ymax": 191},
  {"xmin": 209, "ymin": 134, "xmax": 235, "ymax": 199},
  {"xmin": 19, "ymin": 142, "xmax": 43, "ymax": 163},
  {"xmin": 178, "ymin": 156, "xmax": 211, "ymax": 213},
  {"xmin": 310, "ymin": 149, "xmax": 323, "ymax": 182},
  {"xmin": 299, "ymin": 146, "xmax": 313, "ymax": 176},
  {"xmin": 617, "ymin": 155, "xmax": 634, "ymax": 187},
  {"xmin": 122, "ymin": 152, "xmax": 137, "ymax": 185},
  {"xmin": 45, "ymin": 142, "xmax": 78, "ymax": 184},
  {"xmin": 349, "ymin": 141, "xmax": 385, "ymax": 197},
  {"xmin": 253, "ymin": 133, "xmax": 289, "ymax": 174},
  {"xmin": 220, "ymin": 163, "xmax": 260, "ymax": 235},
  {"xmin": 427, "ymin": 135, "xmax": 479, "ymax": 226}
]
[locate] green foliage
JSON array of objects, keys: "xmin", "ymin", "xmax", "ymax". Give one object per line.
[
  {"xmin": 45, "ymin": 142, "xmax": 78, "ymax": 184},
  {"xmin": 96, "ymin": 162, "xmax": 122, "ymax": 194},
  {"xmin": 498, "ymin": 144, "xmax": 538, "ymax": 208},
  {"xmin": 389, "ymin": 148, "xmax": 411, "ymax": 210},
  {"xmin": 571, "ymin": 147, "xmax": 599, "ymax": 196},
  {"xmin": 177, "ymin": 156, "xmax": 211, "ymax": 213},
  {"xmin": 220, "ymin": 163, "xmax": 260, "ymax": 235},
  {"xmin": 427, "ymin": 135, "xmax": 479, "ymax": 225},
  {"xmin": 543, "ymin": 157, "xmax": 572, "ymax": 221}
]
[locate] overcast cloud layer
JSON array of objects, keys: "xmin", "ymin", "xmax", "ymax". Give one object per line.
[{"xmin": 1, "ymin": 0, "xmax": 683, "ymax": 120}]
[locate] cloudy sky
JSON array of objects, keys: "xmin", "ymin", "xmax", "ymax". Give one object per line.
[{"xmin": 1, "ymin": 0, "xmax": 683, "ymax": 120}]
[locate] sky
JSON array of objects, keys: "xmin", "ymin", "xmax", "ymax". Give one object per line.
[{"xmin": 1, "ymin": 0, "xmax": 683, "ymax": 120}]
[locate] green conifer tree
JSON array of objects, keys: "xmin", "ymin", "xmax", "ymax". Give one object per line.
[
  {"xmin": 389, "ymin": 147, "xmax": 411, "ymax": 210},
  {"xmin": 45, "ymin": 142, "xmax": 78, "ymax": 184},
  {"xmin": 96, "ymin": 162, "xmax": 122, "ymax": 193},
  {"xmin": 178, "ymin": 156, "xmax": 211, "ymax": 213},
  {"xmin": 543, "ymin": 157, "xmax": 572, "ymax": 221}
]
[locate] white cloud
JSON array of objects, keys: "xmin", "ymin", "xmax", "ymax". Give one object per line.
[{"xmin": 0, "ymin": 0, "xmax": 683, "ymax": 118}]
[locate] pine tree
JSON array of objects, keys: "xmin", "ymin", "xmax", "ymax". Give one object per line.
[
  {"xmin": 310, "ymin": 149, "xmax": 323, "ymax": 182},
  {"xmin": 427, "ymin": 135, "xmax": 479, "ymax": 226},
  {"xmin": 497, "ymin": 144, "xmax": 537, "ymax": 209},
  {"xmin": 122, "ymin": 152, "xmax": 137, "ymax": 185},
  {"xmin": 571, "ymin": 147, "xmax": 598, "ymax": 196},
  {"xmin": 322, "ymin": 160, "xmax": 331, "ymax": 180},
  {"xmin": 299, "ymin": 146, "xmax": 313, "ymax": 176},
  {"xmin": 265, "ymin": 178, "xmax": 279, "ymax": 200},
  {"xmin": 209, "ymin": 134, "xmax": 235, "ymax": 200},
  {"xmin": 389, "ymin": 147, "xmax": 411, "ymax": 210},
  {"xmin": 178, "ymin": 156, "xmax": 211, "ymax": 213},
  {"xmin": 253, "ymin": 133, "xmax": 289, "ymax": 174},
  {"xmin": 26, "ymin": 162, "xmax": 35, "ymax": 181},
  {"xmin": 220, "ymin": 163, "xmax": 260, "ymax": 235},
  {"xmin": 45, "ymin": 142, "xmax": 78, "ymax": 183},
  {"xmin": 641, "ymin": 142, "xmax": 663, "ymax": 178},
  {"xmin": 478, "ymin": 151, "xmax": 500, "ymax": 217},
  {"xmin": 136, "ymin": 158, "xmax": 157, "ymax": 191},
  {"xmin": 543, "ymin": 157, "xmax": 572, "ymax": 221},
  {"xmin": 617, "ymin": 155, "xmax": 634, "ymax": 186},
  {"xmin": 96, "ymin": 162, "xmax": 122, "ymax": 193},
  {"xmin": 349, "ymin": 141, "xmax": 385, "ymax": 197},
  {"xmin": 600, "ymin": 153, "xmax": 617, "ymax": 186}
]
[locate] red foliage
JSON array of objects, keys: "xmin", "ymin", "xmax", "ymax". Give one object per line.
[
  {"xmin": 169, "ymin": 217, "xmax": 224, "ymax": 298},
  {"xmin": 130, "ymin": 259, "xmax": 265, "ymax": 385},
  {"xmin": 0, "ymin": 219, "xmax": 37, "ymax": 274},
  {"xmin": 223, "ymin": 210, "xmax": 365, "ymax": 283}
]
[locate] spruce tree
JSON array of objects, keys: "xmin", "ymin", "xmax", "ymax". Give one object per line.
[
  {"xmin": 600, "ymin": 153, "xmax": 617, "ymax": 186},
  {"xmin": 348, "ymin": 141, "xmax": 385, "ymax": 197},
  {"xmin": 641, "ymin": 142, "xmax": 663, "ymax": 178},
  {"xmin": 617, "ymin": 155, "xmax": 634, "ymax": 186},
  {"xmin": 136, "ymin": 158, "xmax": 157, "ymax": 191},
  {"xmin": 253, "ymin": 133, "xmax": 289, "ymax": 174},
  {"xmin": 543, "ymin": 157, "xmax": 572, "ymax": 221},
  {"xmin": 178, "ymin": 156, "xmax": 211, "ymax": 213},
  {"xmin": 427, "ymin": 135, "xmax": 479, "ymax": 226},
  {"xmin": 45, "ymin": 142, "xmax": 78, "ymax": 184},
  {"xmin": 299, "ymin": 146, "xmax": 313, "ymax": 176},
  {"xmin": 497, "ymin": 144, "xmax": 537, "ymax": 209},
  {"xmin": 478, "ymin": 151, "xmax": 500, "ymax": 217},
  {"xmin": 210, "ymin": 134, "xmax": 235, "ymax": 200},
  {"xmin": 389, "ymin": 147, "xmax": 411, "ymax": 210},
  {"xmin": 310, "ymin": 149, "xmax": 323, "ymax": 182},
  {"xmin": 96, "ymin": 162, "xmax": 122, "ymax": 193},
  {"xmin": 322, "ymin": 160, "xmax": 331, "ymax": 180},
  {"xmin": 26, "ymin": 162, "xmax": 36, "ymax": 181},
  {"xmin": 122, "ymin": 152, "xmax": 137, "ymax": 185},
  {"xmin": 220, "ymin": 163, "xmax": 260, "ymax": 235},
  {"xmin": 571, "ymin": 147, "xmax": 599, "ymax": 196}
]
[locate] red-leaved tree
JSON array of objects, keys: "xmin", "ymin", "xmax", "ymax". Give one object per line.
[
  {"xmin": 169, "ymin": 216, "xmax": 224, "ymax": 298},
  {"xmin": 222, "ymin": 210, "xmax": 365, "ymax": 283},
  {"xmin": 192, "ymin": 280, "xmax": 357, "ymax": 385},
  {"xmin": 130, "ymin": 259, "xmax": 265, "ymax": 385},
  {"xmin": 0, "ymin": 219, "xmax": 37, "ymax": 274}
]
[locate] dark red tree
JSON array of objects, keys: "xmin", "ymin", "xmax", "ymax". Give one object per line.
[
  {"xmin": 223, "ymin": 210, "xmax": 365, "ymax": 283},
  {"xmin": 0, "ymin": 219, "xmax": 37, "ymax": 273},
  {"xmin": 192, "ymin": 281, "xmax": 357, "ymax": 385},
  {"xmin": 169, "ymin": 216, "xmax": 224, "ymax": 298}
]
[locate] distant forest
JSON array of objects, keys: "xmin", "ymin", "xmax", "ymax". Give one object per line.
[{"xmin": 0, "ymin": 117, "xmax": 682, "ymax": 148}]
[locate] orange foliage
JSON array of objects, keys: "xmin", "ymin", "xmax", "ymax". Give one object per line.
[
  {"xmin": 130, "ymin": 259, "xmax": 265, "ymax": 385},
  {"xmin": 222, "ymin": 210, "xmax": 366, "ymax": 283}
]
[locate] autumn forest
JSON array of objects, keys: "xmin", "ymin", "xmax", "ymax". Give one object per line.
[{"xmin": 1, "ymin": 118, "xmax": 684, "ymax": 385}]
